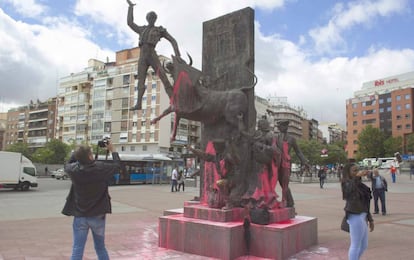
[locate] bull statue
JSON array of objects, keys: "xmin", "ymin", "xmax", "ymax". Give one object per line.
[{"xmin": 150, "ymin": 55, "xmax": 257, "ymax": 142}]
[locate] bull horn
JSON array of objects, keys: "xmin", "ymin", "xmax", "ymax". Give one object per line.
[
  {"xmin": 163, "ymin": 60, "xmax": 171, "ymax": 74},
  {"xmin": 187, "ymin": 52, "xmax": 193, "ymax": 66},
  {"xmin": 245, "ymin": 67, "xmax": 258, "ymax": 87}
]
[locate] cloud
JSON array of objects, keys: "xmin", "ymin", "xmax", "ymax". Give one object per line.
[
  {"xmin": 309, "ymin": 0, "xmax": 409, "ymax": 56},
  {"xmin": 1, "ymin": 0, "xmax": 47, "ymax": 18},
  {"xmin": 0, "ymin": 7, "xmax": 114, "ymax": 108}
]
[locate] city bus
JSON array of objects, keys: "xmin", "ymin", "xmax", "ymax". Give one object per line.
[{"xmin": 97, "ymin": 153, "xmax": 181, "ymax": 185}]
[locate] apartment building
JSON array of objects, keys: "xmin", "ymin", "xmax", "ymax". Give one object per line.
[
  {"xmin": 0, "ymin": 112, "xmax": 7, "ymax": 150},
  {"xmin": 254, "ymin": 96, "xmax": 319, "ymax": 141},
  {"xmin": 4, "ymin": 99, "xmax": 57, "ymax": 151},
  {"xmin": 57, "ymin": 47, "xmax": 201, "ymax": 158},
  {"xmin": 346, "ymin": 71, "xmax": 414, "ymax": 158},
  {"xmin": 319, "ymin": 122, "xmax": 346, "ymax": 144}
]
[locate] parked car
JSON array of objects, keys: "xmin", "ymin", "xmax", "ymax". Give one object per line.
[
  {"xmin": 51, "ymin": 168, "xmax": 66, "ymax": 179},
  {"xmin": 55, "ymin": 169, "xmax": 68, "ymax": 180}
]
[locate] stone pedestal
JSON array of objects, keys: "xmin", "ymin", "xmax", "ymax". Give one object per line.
[{"xmin": 159, "ymin": 203, "xmax": 317, "ymax": 260}]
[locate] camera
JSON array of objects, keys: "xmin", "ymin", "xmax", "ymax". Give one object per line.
[{"xmin": 98, "ymin": 137, "xmax": 110, "ymax": 148}]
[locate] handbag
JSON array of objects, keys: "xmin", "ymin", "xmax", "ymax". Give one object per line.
[{"xmin": 341, "ymin": 215, "xmax": 349, "ymax": 232}]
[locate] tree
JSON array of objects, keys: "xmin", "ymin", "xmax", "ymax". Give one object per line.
[
  {"xmin": 356, "ymin": 125, "xmax": 385, "ymax": 160},
  {"xmin": 31, "ymin": 139, "xmax": 70, "ymax": 164},
  {"xmin": 5, "ymin": 142, "xmax": 31, "ymax": 159},
  {"xmin": 405, "ymin": 133, "xmax": 414, "ymax": 154},
  {"xmin": 293, "ymin": 139, "xmax": 323, "ymax": 165},
  {"xmin": 383, "ymin": 136, "xmax": 402, "ymax": 157}
]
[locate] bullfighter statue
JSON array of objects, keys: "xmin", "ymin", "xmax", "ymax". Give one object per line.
[{"xmin": 126, "ymin": 0, "xmax": 182, "ymax": 110}]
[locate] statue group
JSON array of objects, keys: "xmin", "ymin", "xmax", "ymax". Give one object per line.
[
  {"xmin": 126, "ymin": 1, "xmax": 309, "ymax": 212},
  {"xmin": 188, "ymin": 116, "xmax": 309, "ymax": 211}
]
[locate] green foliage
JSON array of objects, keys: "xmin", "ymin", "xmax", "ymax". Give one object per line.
[
  {"xmin": 405, "ymin": 133, "xmax": 414, "ymax": 154},
  {"xmin": 356, "ymin": 125, "xmax": 385, "ymax": 160},
  {"xmin": 5, "ymin": 142, "xmax": 31, "ymax": 159},
  {"xmin": 292, "ymin": 139, "xmax": 347, "ymax": 166},
  {"xmin": 31, "ymin": 139, "xmax": 70, "ymax": 164},
  {"xmin": 383, "ymin": 136, "xmax": 402, "ymax": 157}
]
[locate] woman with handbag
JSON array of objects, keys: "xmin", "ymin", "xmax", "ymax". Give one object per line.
[{"xmin": 341, "ymin": 162, "xmax": 374, "ymax": 260}]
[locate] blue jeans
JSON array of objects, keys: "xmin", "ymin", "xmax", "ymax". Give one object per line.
[
  {"xmin": 171, "ymin": 180, "xmax": 178, "ymax": 192},
  {"xmin": 347, "ymin": 212, "xmax": 368, "ymax": 260},
  {"xmin": 71, "ymin": 215, "xmax": 109, "ymax": 260},
  {"xmin": 391, "ymin": 173, "xmax": 396, "ymax": 183}
]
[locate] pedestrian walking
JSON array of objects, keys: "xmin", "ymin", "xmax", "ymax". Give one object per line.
[
  {"xmin": 171, "ymin": 166, "xmax": 178, "ymax": 192},
  {"xmin": 390, "ymin": 164, "xmax": 397, "ymax": 183},
  {"xmin": 177, "ymin": 170, "xmax": 185, "ymax": 191},
  {"xmin": 318, "ymin": 166, "xmax": 326, "ymax": 189},
  {"xmin": 369, "ymin": 168, "xmax": 387, "ymax": 215}
]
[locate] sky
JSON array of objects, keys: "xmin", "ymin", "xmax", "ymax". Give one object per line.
[{"xmin": 1, "ymin": 0, "xmax": 414, "ymax": 127}]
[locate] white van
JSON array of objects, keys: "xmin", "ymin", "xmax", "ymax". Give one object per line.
[
  {"xmin": 378, "ymin": 157, "xmax": 396, "ymax": 169},
  {"xmin": 0, "ymin": 151, "xmax": 38, "ymax": 191}
]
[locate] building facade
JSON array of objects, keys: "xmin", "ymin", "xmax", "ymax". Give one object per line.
[
  {"xmin": 255, "ymin": 96, "xmax": 320, "ymax": 141},
  {"xmin": 4, "ymin": 99, "xmax": 57, "ymax": 151},
  {"xmin": 0, "ymin": 112, "xmax": 6, "ymax": 150},
  {"xmin": 346, "ymin": 71, "xmax": 414, "ymax": 158},
  {"xmin": 319, "ymin": 122, "xmax": 346, "ymax": 144}
]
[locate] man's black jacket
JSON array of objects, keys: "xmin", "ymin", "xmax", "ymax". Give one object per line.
[{"xmin": 62, "ymin": 152, "xmax": 121, "ymax": 217}]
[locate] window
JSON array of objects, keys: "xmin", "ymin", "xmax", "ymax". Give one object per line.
[
  {"xmin": 396, "ymin": 125, "xmax": 402, "ymax": 130},
  {"xmin": 387, "ymin": 107, "xmax": 392, "ymax": 112},
  {"xmin": 353, "ymin": 130, "xmax": 358, "ymax": 134},
  {"xmin": 379, "ymin": 108, "xmax": 384, "ymax": 113},
  {"xmin": 353, "ymin": 112, "xmax": 358, "ymax": 117},
  {"xmin": 123, "ymin": 75, "xmax": 130, "ymax": 85},
  {"xmin": 23, "ymin": 167, "xmax": 36, "ymax": 176},
  {"xmin": 405, "ymin": 104, "xmax": 411, "ymax": 109},
  {"xmin": 362, "ymin": 119, "xmax": 376, "ymax": 124},
  {"xmin": 379, "ymin": 99, "xmax": 384, "ymax": 104},
  {"xmin": 405, "ymin": 114, "xmax": 411, "ymax": 119},
  {"xmin": 122, "ymin": 98, "xmax": 129, "ymax": 108},
  {"xmin": 142, "ymin": 145, "xmax": 147, "ymax": 151},
  {"xmin": 387, "ymin": 97, "xmax": 392, "ymax": 103},
  {"xmin": 396, "ymin": 95, "xmax": 401, "ymax": 101},
  {"xmin": 405, "ymin": 94, "xmax": 410, "ymax": 100},
  {"xmin": 130, "ymin": 146, "xmax": 135, "ymax": 151},
  {"xmin": 353, "ymin": 121, "xmax": 357, "ymax": 126},
  {"xmin": 352, "ymin": 103, "xmax": 357, "ymax": 108},
  {"xmin": 396, "ymin": 105, "xmax": 402, "ymax": 111},
  {"xmin": 104, "ymin": 122, "xmax": 111, "ymax": 132},
  {"xmin": 406, "ymin": 124, "xmax": 411, "ymax": 130},
  {"xmin": 396, "ymin": 115, "xmax": 401, "ymax": 120}
]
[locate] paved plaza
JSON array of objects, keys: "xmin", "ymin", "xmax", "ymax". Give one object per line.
[{"xmin": 0, "ymin": 169, "xmax": 413, "ymax": 259}]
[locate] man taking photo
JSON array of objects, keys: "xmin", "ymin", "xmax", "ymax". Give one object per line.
[{"xmin": 62, "ymin": 139, "xmax": 121, "ymax": 260}]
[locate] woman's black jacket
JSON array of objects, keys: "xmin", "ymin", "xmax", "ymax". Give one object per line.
[{"xmin": 342, "ymin": 177, "xmax": 373, "ymax": 222}]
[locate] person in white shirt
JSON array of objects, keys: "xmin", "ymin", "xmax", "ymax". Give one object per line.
[{"xmin": 171, "ymin": 166, "xmax": 178, "ymax": 192}]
